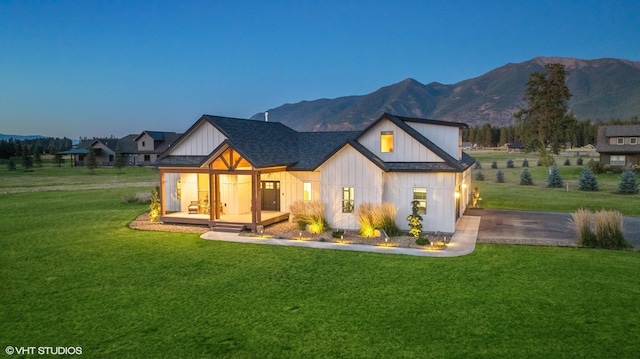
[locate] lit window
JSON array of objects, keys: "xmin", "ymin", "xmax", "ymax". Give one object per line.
[
  {"xmin": 617, "ymin": 138, "xmax": 624, "ymax": 145},
  {"xmin": 611, "ymin": 155, "xmax": 625, "ymax": 166},
  {"xmin": 630, "ymin": 138, "xmax": 638, "ymax": 145},
  {"xmin": 381, "ymin": 131, "xmax": 394, "ymax": 153},
  {"xmin": 303, "ymin": 182, "xmax": 312, "ymax": 201},
  {"xmin": 413, "ymin": 188, "xmax": 427, "ymax": 215},
  {"xmin": 342, "ymin": 187, "xmax": 354, "ymax": 213}
]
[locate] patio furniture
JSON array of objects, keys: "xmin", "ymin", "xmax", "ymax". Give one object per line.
[{"xmin": 188, "ymin": 201, "xmax": 199, "ymax": 214}]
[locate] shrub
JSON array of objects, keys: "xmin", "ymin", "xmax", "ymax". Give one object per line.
[
  {"xmin": 594, "ymin": 210, "xmax": 628, "ymax": 249},
  {"xmin": 289, "ymin": 200, "xmax": 328, "ymax": 233},
  {"xmin": 571, "ymin": 208, "xmax": 597, "ymax": 247},
  {"xmin": 356, "ymin": 202, "xmax": 401, "ymax": 237},
  {"xmin": 474, "ymin": 161, "xmax": 482, "ymax": 170},
  {"xmin": 522, "ymin": 158, "xmax": 529, "ymax": 167},
  {"xmin": 474, "ymin": 170, "xmax": 485, "ymax": 181},
  {"xmin": 149, "ymin": 186, "xmax": 161, "ymax": 222},
  {"xmin": 587, "ymin": 159, "xmax": 602, "ymax": 174},
  {"xmin": 578, "ymin": 167, "xmax": 598, "ymax": 191},
  {"xmin": 506, "ymin": 159, "xmax": 514, "ymax": 168},
  {"xmin": 617, "ymin": 167, "xmax": 639, "ymax": 194},
  {"xmin": 520, "ymin": 168, "xmax": 534, "ymax": 185},
  {"xmin": 415, "ymin": 236, "xmax": 429, "ymax": 246},
  {"xmin": 564, "ymin": 158, "xmax": 571, "ymax": 166},
  {"xmin": 547, "ymin": 165, "xmax": 563, "ymax": 188},
  {"xmin": 331, "ymin": 230, "xmax": 344, "ymax": 239},
  {"xmin": 406, "ymin": 200, "xmax": 423, "ymax": 239},
  {"xmin": 491, "ymin": 161, "xmax": 498, "ymax": 169},
  {"xmin": 576, "ymin": 157, "xmax": 583, "ymax": 166},
  {"xmin": 496, "ymin": 169, "xmax": 505, "ymax": 183}
]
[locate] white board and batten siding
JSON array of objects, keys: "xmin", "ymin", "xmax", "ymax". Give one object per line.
[
  {"xmin": 169, "ymin": 121, "xmax": 227, "ymax": 156},
  {"xmin": 319, "ymin": 145, "xmax": 383, "ymax": 230},
  {"xmin": 382, "ymin": 172, "xmax": 457, "ymax": 233},
  {"xmin": 260, "ymin": 171, "xmax": 320, "ymax": 213},
  {"xmin": 358, "ymin": 119, "xmax": 444, "ymax": 162},
  {"xmin": 405, "ymin": 121, "xmax": 462, "ymax": 160}
]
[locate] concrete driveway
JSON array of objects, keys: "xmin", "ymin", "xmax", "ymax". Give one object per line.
[{"xmin": 464, "ymin": 208, "xmax": 640, "ymax": 249}]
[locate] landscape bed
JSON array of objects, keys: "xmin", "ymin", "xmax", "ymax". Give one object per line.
[{"xmin": 1, "ymin": 162, "xmax": 639, "ymax": 358}]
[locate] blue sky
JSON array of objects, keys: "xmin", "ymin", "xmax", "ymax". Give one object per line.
[{"xmin": 1, "ymin": 0, "xmax": 639, "ymax": 138}]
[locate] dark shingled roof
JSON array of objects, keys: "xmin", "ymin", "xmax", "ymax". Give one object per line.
[{"xmin": 157, "ymin": 113, "xmax": 475, "ymax": 172}]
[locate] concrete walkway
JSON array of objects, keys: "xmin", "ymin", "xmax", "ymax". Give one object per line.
[{"xmin": 200, "ymin": 215, "xmax": 480, "ymax": 257}]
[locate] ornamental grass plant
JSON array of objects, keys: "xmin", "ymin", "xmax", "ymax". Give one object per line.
[{"xmin": 289, "ymin": 200, "xmax": 328, "ymax": 233}]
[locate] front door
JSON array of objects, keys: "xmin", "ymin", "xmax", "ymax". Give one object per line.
[{"xmin": 261, "ymin": 181, "xmax": 280, "ymax": 211}]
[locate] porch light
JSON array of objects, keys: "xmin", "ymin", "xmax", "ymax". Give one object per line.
[
  {"xmin": 462, "ymin": 183, "xmax": 467, "ymax": 189},
  {"xmin": 454, "ymin": 191, "xmax": 461, "ymax": 199}
]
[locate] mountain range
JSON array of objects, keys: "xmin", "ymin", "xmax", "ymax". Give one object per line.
[{"xmin": 251, "ymin": 57, "xmax": 640, "ymax": 131}]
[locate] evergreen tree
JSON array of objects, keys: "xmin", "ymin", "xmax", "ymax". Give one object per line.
[
  {"xmin": 7, "ymin": 158, "xmax": 17, "ymax": 171},
  {"xmin": 576, "ymin": 157, "xmax": 583, "ymax": 166},
  {"xmin": 617, "ymin": 168, "xmax": 639, "ymax": 194},
  {"xmin": 474, "ymin": 170, "xmax": 485, "ymax": 181},
  {"xmin": 578, "ymin": 167, "xmax": 598, "ymax": 191},
  {"xmin": 53, "ymin": 148, "xmax": 64, "ymax": 167},
  {"xmin": 506, "ymin": 159, "xmax": 514, "ymax": 168},
  {"xmin": 564, "ymin": 158, "xmax": 571, "ymax": 166},
  {"xmin": 547, "ymin": 165, "xmax": 564, "ymax": 188},
  {"xmin": 522, "ymin": 158, "xmax": 529, "ymax": 167},
  {"xmin": 149, "ymin": 186, "xmax": 162, "ymax": 222},
  {"xmin": 114, "ymin": 144, "xmax": 125, "ymax": 171},
  {"xmin": 520, "ymin": 168, "xmax": 534, "ymax": 185},
  {"xmin": 491, "ymin": 160, "xmax": 498, "ymax": 169},
  {"xmin": 86, "ymin": 149, "xmax": 98, "ymax": 172},
  {"xmin": 34, "ymin": 151, "xmax": 43, "ymax": 167},
  {"xmin": 21, "ymin": 147, "xmax": 33, "ymax": 171},
  {"xmin": 515, "ymin": 63, "xmax": 577, "ymax": 157},
  {"xmin": 496, "ymin": 169, "xmax": 505, "ymax": 183},
  {"xmin": 474, "ymin": 161, "xmax": 482, "ymax": 170}
]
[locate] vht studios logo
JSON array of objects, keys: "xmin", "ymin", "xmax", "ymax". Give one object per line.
[{"xmin": 5, "ymin": 346, "xmax": 82, "ymax": 355}]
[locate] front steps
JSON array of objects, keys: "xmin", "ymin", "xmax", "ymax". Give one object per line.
[{"xmin": 210, "ymin": 222, "xmax": 246, "ymax": 233}]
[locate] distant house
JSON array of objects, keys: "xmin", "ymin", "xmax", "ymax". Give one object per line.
[
  {"xmin": 596, "ymin": 125, "xmax": 640, "ymax": 167},
  {"xmin": 506, "ymin": 142, "xmax": 525, "ymax": 153},
  {"xmin": 60, "ymin": 131, "xmax": 181, "ymax": 167},
  {"xmin": 155, "ymin": 113, "xmax": 476, "ymax": 234}
]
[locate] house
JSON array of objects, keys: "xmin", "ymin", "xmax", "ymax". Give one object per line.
[
  {"xmin": 155, "ymin": 113, "xmax": 475, "ymax": 234},
  {"xmin": 596, "ymin": 125, "xmax": 640, "ymax": 167},
  {"xmin": 60, "ymin": 131, "xmax": 181, "ymax": 167},
  {"xmin": 506, "ymin": 142, "xmax": 525, "ymax": 153}
]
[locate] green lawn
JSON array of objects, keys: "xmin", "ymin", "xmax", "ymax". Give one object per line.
[
  {"xmin": 1, "ymin": 167, "xmax": 640, "ymax": 357},
  {"xmin": 469, "ymin": 150, "xmax": 640, "ymax": 216}
]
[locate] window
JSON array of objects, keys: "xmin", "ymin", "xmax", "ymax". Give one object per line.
[
  {"xmin": 611, "ymin": 155, "xmax": 625, "ymax": 166},
  {"xmin": 144, "ymin": 154, "xmax": 151, "ymax": 162},
  {"xmin": 303, "ymin": 182, "xmax": 312, "ymax": 201},
  {"xmin": 413, "ymin": 188, "xmax": 427, "ymax": 215},
  {"xmin": 342, "ymin": 187, "xmax": 354, "ymax": 213},
  {"xmin": 630, "ymin": 138, "xmax": 638, "ymax": 145},
  {"xmin": 380, "ymin": 131, "xmax": 394, "ymax": 153},
  {"xmin": 617, "ymin": 137, "xmax": 624, "ymax": 145},
  {"xmin": 142, "ymin": 141, "xmax": 146, "ymax": 147}
]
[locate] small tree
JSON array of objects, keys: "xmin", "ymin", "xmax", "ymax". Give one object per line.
[
  {"xmin": 474, "ymin": 161, "xmax": 482, "ymax": 170},
  {"xmin": 522, "ymin": 158, "xmax": 529, "ymax": 167},
  {"xmin": 491, "ymin": 160, "xmax": 498, "ymax": 169},
  {"xmin": 496, "ymin": 169, "xmax": 505, "ymax": 183},
  {"xmin": 506, "ymin": 159, "xmax": 514, "ymax": 168},
  {"xmin": 34, "ymin": 151, "xmax": 43, "ymax": 167},
  {"xmin": 547, "ymin": 165, "xmax": 563, "ymax": 188},
  {"xmin": 617, "ymin": 167, "xmax": 639, "ymax": 194},
  {"xmin": 474, "ymin": 170, "xmax": 485, "ymax": 181},
  {"xmin": 564, "ymin": 158, "xmax": 571, "ymax": 166},
  {"xmin": 52, "ymin": 148, "xmax": 64, "ymax": 167},
  {"xmin": 149, "ymin": 186, "xmax": 161, "ymax": 222},
  {"xmin": 7, "ymin": 158, "xmax": 17, "ymax": 171},
  {"xmin": 407, "ymin": 200, "xmax": 424, "ymax": 242},
  {"xmin": 114, "ymin": 144, "xmax": 125, "ymax": 171},
  {"xmin": 578, "ymin": 167, "xmax": 598, "ymax": 191},
  {"xmin": 520, "ymin": 168, "xmax": 534, "ymax": 185},
  {"xmin": 576, "ymin": 157, "xmax": 583, "ymax": 166},
  {"xmin": 21, "ymin": 147, "xmax": 33, "ymax": 171},
  {"xmin": 86, "ymin": 149, "xmax": 98, "ymax": 172}
]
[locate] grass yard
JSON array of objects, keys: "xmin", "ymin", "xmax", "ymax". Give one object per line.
[
  {"xmin": 1, "ymin": 165, "xmax": 640, "ymax": 358},
  {"xmin": 469, "ymin": 150, "xmax": 640, "ymax": 216}
]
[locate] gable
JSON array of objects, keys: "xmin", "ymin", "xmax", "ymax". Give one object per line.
[
  {"xmin": 169, "ymin": 120, "xmax": 227, "ymax": 156},
  {"xmin": 357, "ymin": 118, "xmax": 445, "ymax": 162}
]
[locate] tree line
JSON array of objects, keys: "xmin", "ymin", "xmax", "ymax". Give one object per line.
[
  {"xmin": 0, "ymin": 137, "xmax": 73, "ymax": 160},
  {"xmin": 462, "ymin": 117, "xmax": 640, "ymax": 149}
]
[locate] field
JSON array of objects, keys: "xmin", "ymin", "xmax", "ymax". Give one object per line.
[{"xmin": 1, "ymin": 159, "xmax": 639, "ymax": 358}]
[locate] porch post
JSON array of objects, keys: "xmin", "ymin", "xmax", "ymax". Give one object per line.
[{"xmin": 251, "ymin": 171, "xmax": 262, "ymax": 230}]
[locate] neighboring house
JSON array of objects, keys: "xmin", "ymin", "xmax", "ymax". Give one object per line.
[
  {"xmin": 155, "ymin": 113, "xmax": 475, "ymax": 234},
  {"xmin": 60, "ymin": 131, "xmax": 181, "ymax": 167},
  {"xmin": 506, "ymin": 142, "xmax": 525, "ymax": 153},
  {"xmin": 596, "ymin": 125, "xmax": 640, "ymax": 167}
]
